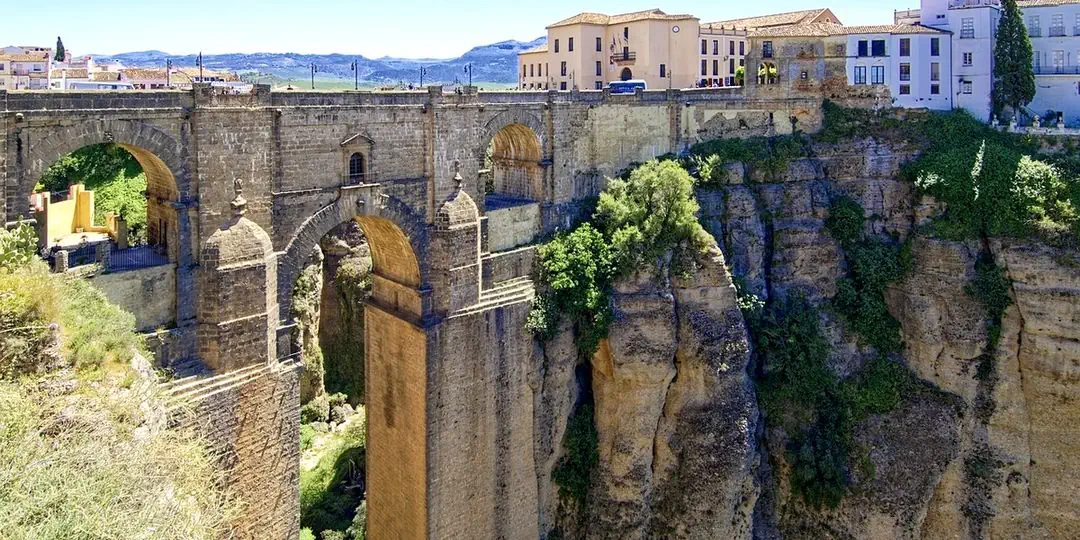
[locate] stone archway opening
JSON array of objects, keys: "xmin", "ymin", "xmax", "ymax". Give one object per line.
[
  {"xmin": 620, "ymin": 67, "xmax": 633, "ymax": 81},
  {"xmin": 287, "ymin": 210, "xmax": 428, "ymax": 540},
  {"xmin": 30, "ymin": 141, "xmax": 180, "ymax": 332},
  {"xmin": 482, "ymin": 122, "xmax": 543, "ymax": 210},
  {"xmin": 758, "ymin": 62, "xmax": 778, "ymax": 85}
]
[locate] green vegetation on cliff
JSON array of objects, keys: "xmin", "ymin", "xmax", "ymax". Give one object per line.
[
  {"xmin": 0, "ymin": 224, "xmax": 234, "ymax": 539},
  {"xmin": 529, "ymin": 160, "xmax": 709, "ymax": 354}
]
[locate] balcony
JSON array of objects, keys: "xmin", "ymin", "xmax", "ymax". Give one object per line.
[
  {"xmin": 949, "ymin": 0, "xmax": 999, "ymax": 7},
  {"xmin": 1074, "ymin": 25, "xmax": 1080, "ymax": 36},
  {"xmin": 611, "ymin": 51, "xmax": 636, "ymax": 64},
  {"xmin": 1034, "ymin": 65, "xmax": 1080, "ymax": 75},
  {"xmin": 1048, "ymin": 27, "xmax": 1066, "ymax": 37},
  {"xmin": 1029, "ymin": 28, "xmax": 1042, "ymax": 37}
]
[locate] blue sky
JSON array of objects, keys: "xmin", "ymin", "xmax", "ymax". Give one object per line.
[{"xmin": 7, "ymin": 0, "xmax": 920, "ymax": 58}]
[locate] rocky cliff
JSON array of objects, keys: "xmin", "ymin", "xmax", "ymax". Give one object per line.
[{"xmin": 540, "ymin": 138, "xmax": 1080, "ymax": 539}]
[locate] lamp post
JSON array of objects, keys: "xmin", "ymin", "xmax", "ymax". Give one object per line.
[
  {"xmin": 350, "ymin": 59, "xmax": 359, "ymax": 90},
  {"xmin": 166, "ymin": 58, "xmax": 173, "ymax": 88},
  {"xmin": 310, "ymin": 63, "xmax": 318, "ymax": 89},
  {"xmin": 196, "ymin": 52, "xmax": 203, "ymax": 84},
  {"xmin": 464, "ymin": 62, "xmax": 472, "ymax": 87},
  {"xmin": 419, "ymin": 66, "xmax": 427, "ymax": 87}
]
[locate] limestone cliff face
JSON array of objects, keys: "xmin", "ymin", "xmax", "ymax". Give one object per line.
[
  {"xmin": 584, "ymin": 247, "xmax": 759, "ymax": 540},
  {"xmin": 541, "ymin": 139, "xmax": 1080, "ymax": 539}
]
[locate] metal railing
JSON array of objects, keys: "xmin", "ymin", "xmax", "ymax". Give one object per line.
[
  {"xmin": 108, "ymin": 245, "xmax": 170, "ymax": 272},
  {"xmin": 342, "ymin": 172, "xmax": 372, "ymax": 187},
  {"xmin": 612, "ymin": 51, "xmax": 637, "ymax": 63},
  {"xmin": 1033, "ymin": 65, "xmax": 1080, "ymax": 75},
  {"xmin": 1048, "ymin": 27, "xmax": 1067, "ymax": 37}
]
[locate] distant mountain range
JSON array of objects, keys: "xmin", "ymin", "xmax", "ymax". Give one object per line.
[{"xmin": 91, "ymin": 37, "xmax": 546, "ymax": 87}]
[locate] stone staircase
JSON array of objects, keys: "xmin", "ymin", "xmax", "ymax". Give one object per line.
[{"xmin": 452, "ymin": 276, "xmax": 535, "ymax": 318}]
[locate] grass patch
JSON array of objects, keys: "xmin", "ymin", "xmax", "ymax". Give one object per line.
[
  {"xmin": 552, "ymin": 403, "xmax": 599, "ymax": 509},
  {"xmin": 300, "ymin": 416, "xmax": 367, "ymax": 539}
]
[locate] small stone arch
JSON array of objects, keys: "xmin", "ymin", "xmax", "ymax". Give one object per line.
[
  {"xmin": 479, "ymin": 110, "xmax": 546, "ymax": 203},
  {"xmin": 620, "ymin": 67, "xmax": 633, "ymax": 81},
  {"xmin": 19, "ymin": 119, "xmax": 188, "ymax": 218},
  {"xmin": 276, "ymin": 188, "xmax": 428, "ymax": 327},
  {"xmin": 758, "ymin": 62, "xmax": 778, "ymax": 85}
]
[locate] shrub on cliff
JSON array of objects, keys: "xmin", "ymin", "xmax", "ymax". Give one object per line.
[
  {"xmin": 530, "ymin": 160, "xmax": 709, "ymax": 353},
  {"xmin": 0, "ymin": 224, "xmax": 235, "ymax": 538}
]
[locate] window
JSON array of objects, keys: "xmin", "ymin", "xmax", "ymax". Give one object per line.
[
  {"xmin": 660, "ymin": 64, "xmax": 666, "ymax": 78},
  {"xmin": 1029, "ymin": 16, "xmax": 1041, "ymax": 37},
  {"xmin": 961, "ymin": 18, "xmax": 974, "ymax": 39},
  {"xmin": 729, "ymin": 58, "xmax": 735, "ymax": 73},
  {"xmin": 730, "ymin": 41, "xmax": 735, "ymax": 55},
  {"xmin": 858, "ymin": 40, "xmax": 869, "ymax": 57},
  {"xmin": 1034, "ymin": 52, "xmax": 1041, "ymax": 71},
  {"xmin": 596, "ymin": 37, "xmax": 602, "ymax": 52},
  {"xmin": 713, "ymin": 60, "xmax": 719, "ymax": 76},
  {"xmin": 900, "ymin": 38, "xmax": 910, "ymax": 57},
  {"xmin": 623, "ymin": 46, "xmax": 630, "ymax": 60},
  {"xmin": 930, "ymin": 62, "xmax": 940, "ymax": 81},
  {"xmin": 713, "ymin": 40, "xmax": 719, "ymax": 55},
  {"xmin": 702, "ymin": 40, "xmax": 708, "ymax": 55},
  {"xmin": 595, "ymin": 81, "xmax": 603, "ymax": 89},
  {"xmin": 560, "ymin": 61, "xmax": 567, "ymax": 76},
  {"xmin": 1076, "ymin": 14, "xmax": 1080, "ymax": 35},
  {"xmin": 529, "ymin": 64, "xmax": 534, "ymax": 77},
  {"xmin": 522, "ymin": 65, "xmax": 527, "ymax": 77},
  {"xmin": 931, "ymin": 37, "xmax": 940, "ymax": 57},
  {"xmin": 931, "ymin": 84, "xmax": 940, "ymax": 95},
  {"xmin": 962, "ymin": 81, "xmax": 972, "ymax": 94},
  {"xmin": 899, "ymin": 84, "xmax": 911, "ymax": 95},
  {"xmin": 871, "ymin": 65, "xmax": 885, "ymax": 84},
  {"xmin": 701, "ymin": 59, "xmax": 707, "ymax": 76},
  {"xmin": 596, "ymin": 61, "xmax": 602, "ymax": 76},
  {"xmin": 763, "ymin": 41, "xmax": 774, "ymax": 58},
  {"xmin": 554, "ymin": 39, "xmax": 559, "ymax": 53},
  {"xmin": 568, "ymin": 38, "xmax": 574, "ymax": 52},
  {"xmin": 348, "ymin": 153, "xmax": 366, "ymax": 183},
  {"xmin": 1053, "ymin": 50, "xmax": 1065, "ymax": 73},
  {"xmin": 900, "ymin": 63, "xmax": 911, "ymax": 81},
  {"xmin": 739, "ymin": 41, "xmax": 745, "ymax": 55},
  {"xmin": 963, "ymin": 52, "xmax": 973, "ymax": 66},
  {"xmin": 545, "ymin": 63, "xmax": 549, "ymax": 76},
  {"xmin": 854, "ymin": 65, "xmax": 867, "ymax": 84},
  {"xmin": 871, "ymin": 40, "xmax": 886, "ymax": 57},
  {"xmin": 739, "ymin": 58, "xmax": 745, "ymax": 67},
  {"xmin": 1051, "ymin": 14, "xmax": 1065, "ymax": 36},
  {"xmin": 560, "ymin": 81, "xmax": 567, "ymax": 90},
  {"xmin": 624, "ymin": 27, "xmax": 629, "ymax": 40}
]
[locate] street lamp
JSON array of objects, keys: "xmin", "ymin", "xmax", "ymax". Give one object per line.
[
  {"xmin": 350, "ymin": 58, "xmax": 359, "ymax": 90},
  {"xmin": 310, "ymin": 63, "xmax": 318, "ymax": 89},
  {"xmin": 419, "ymin": 66, "xmax": 428, "ymax": 87}
]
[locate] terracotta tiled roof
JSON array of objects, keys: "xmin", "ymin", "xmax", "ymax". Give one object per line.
[
  {"xmin": 521, "ymin": 44, "xmax": 548, "ymax": 54},
  {"xmin": 706, "ymin": 8, "xmax": 839, "ymax": 30},
  {"xmin": 0, "ymin": 53, "xmax": 50, "ymax": 62},
  {"xmin": 749, "ymin": 22, "xmax": 949, "ymax": 38},
  {"xmin": 121, "ymin": 68, "xmax": 169, "ymax": 80},
  {"xmin": 548, "ymin": 8, "xmax": 696, "ymax": 29},
  {"xmin": 49, "ymin": 68, "xmax": 88, "ymax": 78},
  {"xmin": 90, "ymin": 71, "xmax": 121, "ymax": 81}
]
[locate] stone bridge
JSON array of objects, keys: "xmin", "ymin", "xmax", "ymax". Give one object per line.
[{"xmin": 0, "ymin": 85, "xmax": 819, "ymax": 539}]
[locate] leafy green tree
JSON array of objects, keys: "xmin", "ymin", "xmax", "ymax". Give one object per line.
[
  {"xmin": 992, "ymin": 0, "xmax": 1036, "ymax": 118},
  {"xmin": 55, "ymin": 37, "xmax": 65, "ymax": 62}
]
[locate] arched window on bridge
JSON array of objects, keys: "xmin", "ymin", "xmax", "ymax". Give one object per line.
[
  {"xmin": 348, "ymin": 152, "xmax": 367, "ymax": 185},
  {"xmin": 482, "ymin": 123, "xmax": 543, "ymax": 210}
]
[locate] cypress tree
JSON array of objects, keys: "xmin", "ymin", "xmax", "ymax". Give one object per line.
[
  {"xmin": 55, "ymin": 36, "xmax": 65, "ymax": 63},
  {"xmin": 992, "ymin": 0, "xmax": 1036, "ymax": 118}
]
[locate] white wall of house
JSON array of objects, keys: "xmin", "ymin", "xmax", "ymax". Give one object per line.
[
  {"xmin": 1024, "ymin": 2, "xmax": 1080, "ymax": 124},
  {"xmin": 845, "ymin": 32, "xmax": 953, "ymax": 110}
]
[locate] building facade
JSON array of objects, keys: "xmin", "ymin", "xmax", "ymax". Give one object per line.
[{"xmin": 0, "ymin": 46, "xmax": 52, "ymax": 90}]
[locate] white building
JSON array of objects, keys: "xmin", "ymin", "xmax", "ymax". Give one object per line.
[
  {"xmin": 844, "ymin": 25, "xmax": 954, "ymax": 110},
  {"xmin": 914, "ymin": 0, "xmax": 1080, "ymax": 124}
]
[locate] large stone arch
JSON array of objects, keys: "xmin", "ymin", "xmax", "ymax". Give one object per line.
[
  {"xmin": 479, "ymin": 109, "xmax": 547, "ymax": 203},
  {"xmin": 276, "ymin": 186, "xmax": 428, "ymax": 327}
]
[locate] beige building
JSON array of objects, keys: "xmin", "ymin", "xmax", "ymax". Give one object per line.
[
  {"xmin": 520, "ymin": 9, "xmax": 702, "ymax": 90},
  {"xmin": 0, "ymin": 46, "xmax": 52, "ymax": 90},
  {"xmin": 519, "ymin": 8, "xmax": 842, "ymax": 91}
]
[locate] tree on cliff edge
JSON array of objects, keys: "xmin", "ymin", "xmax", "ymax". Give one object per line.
[{"xmin": 992, "ymin": 0, "xmax": 1035, "ymax": 118}]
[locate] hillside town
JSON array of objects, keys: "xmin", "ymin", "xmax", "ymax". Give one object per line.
[
  {"xmin": 518, "ymin": 0, "xmax": 1080, "ymax": 125},
  {"xmin": 0, "ymin": 44, "xmax": 250, "ymax": 92}
]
